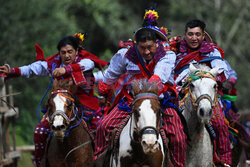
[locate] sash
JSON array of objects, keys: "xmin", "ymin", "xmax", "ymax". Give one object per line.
[
  {"xmin": 175, "ymin": 56, "xmax": 223, "ymax": 76},
  {"xmin": 175, "ymin": 51, "xmax": 200, "ymax": 72},
  {"xmin": 135, "ymin": 44, "xmax": 152, "ymax": 78}
]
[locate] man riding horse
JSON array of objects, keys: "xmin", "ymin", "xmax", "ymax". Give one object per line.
[
  {"xmin": 94, "ymin": 9, "xmax": 187, "ymax": 167},
  {"xmin": 0, "ymin": 34, "xmax": 108, "ymax": 167},
  {"xmin": 173, "ymin": 19, "xmax": 232, "ymax": 167}
]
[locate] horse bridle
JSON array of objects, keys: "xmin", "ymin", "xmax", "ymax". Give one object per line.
[
  {"xmin": 184, "ymin": 70, "xmax": 219, "ymax": 112},
  {"xmin": 131, "ymin": 93, "xmax": 160, "ymax": 141},
  {"xmin": 46, "ymin": 90, "xmax": 92, "ymax": 162},
  {"xmin": 48, "ymin": 90, "xmax": 77, "ymax": 125}
]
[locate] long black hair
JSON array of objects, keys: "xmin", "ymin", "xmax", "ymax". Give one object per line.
[{"xmin": 57, "ymin": 36, "xmax": 79, "ymax": 51}]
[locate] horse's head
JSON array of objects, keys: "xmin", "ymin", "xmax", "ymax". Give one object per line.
[
  {"xmin": 131, "ymin": 79, "xmax": 161, "ymax": 154},
  {"xmin": 47, "ymin": 78, "xmax": 78, "ymax": 139},
  {"xmin": 185, "ymin": 64, "xmax": 219, "ymax": 123}
]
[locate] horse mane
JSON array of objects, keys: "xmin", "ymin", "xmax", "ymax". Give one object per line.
[
  {"xmin": 52, "ymin": 78, "xmax": 77, "ymax": 94},
  {"xmin": 190, "ymin": 64, "xmax": 211, "ymax": 74},
  {"xmin": 132, "ymin": 79, "xmax": 159, "ymax": 96}
]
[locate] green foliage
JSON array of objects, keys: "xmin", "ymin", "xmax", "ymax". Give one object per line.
[
  {"xmin": 18, "ymin": 152, "xmax": 34, "ymax": 167},
  {"xmin": 66, "ymin": 0, "xmax": 138, "ymax": 56}
]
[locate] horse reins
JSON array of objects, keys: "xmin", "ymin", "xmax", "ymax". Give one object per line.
[
  {"xmin": 64, "ymin": 140, "xmax": 92, "ymax": 161},
  {"xmin": 130, "ymin": 93, "xmax": 160, "ymax": 141}
]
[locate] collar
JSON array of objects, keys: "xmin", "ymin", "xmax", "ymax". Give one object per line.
[{"xmin": 180, "ymin": 39, "xmax": 214, "ymax": 53}]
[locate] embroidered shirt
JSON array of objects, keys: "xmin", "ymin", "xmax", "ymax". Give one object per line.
[
  {"xmin": 103, "ymin": 48, "xmax": 176, "ymax": 85},
  {"xmin": 19, "ymin": 58, "xmax": 94, "ymax": 78}
]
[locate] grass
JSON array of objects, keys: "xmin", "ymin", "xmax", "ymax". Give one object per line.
[{"xmin": 18, "ymin": 152, "xmax": 34, "ymax": 167}]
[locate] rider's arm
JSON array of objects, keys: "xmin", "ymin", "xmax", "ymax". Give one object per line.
[
  {"xmin": 78, "ymin": 59, "xmax": 95, "ymax": 71},
  {"xmin": 224, "ymin": 60, "xmax": 237, "ymax": 85},
  {"xmin": 209, "ymin": 49, "xmax": 230, "ymax": 80},
  {"xmin": 102, "ymin": 48, "xmax": 128, "ymax": 85},
  {"xmin": 63, "ymin": 58, "xmax": 95, "ymax": 75},
  {"xmin": 154, "ymin": 50, "xmax": 176, "ymax": 85},
  {"xmin": 18, "ymin": 61, "xmax": 50, "ymax": 78}
]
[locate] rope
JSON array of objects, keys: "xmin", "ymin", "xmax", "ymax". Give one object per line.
[
  {"xmin": 36, "ymin": 63, "xmax": 57, "ymax": 133},
  {"xmin": 64, "ymin": 105, "xmax": 84, "ymax": 137},
  {"xmin": 64, "ymin": 140, "xmax": 92, "ymax": 161},
  {"xmin": 186, "ymin": 70, "xmax": 216, "ymax": 83},
  {"xmin": 59, "ymin": 93, "xmax": 75, "ymax": 102}
]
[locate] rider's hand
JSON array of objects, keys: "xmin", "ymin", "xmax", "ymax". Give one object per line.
[
  {"xmin": 52, "ymin": 67, "xmax": 66, "ymax": 77},
  {"xmin": 0, "ymin": 65, "xmax": 10, "ymax": 74}
]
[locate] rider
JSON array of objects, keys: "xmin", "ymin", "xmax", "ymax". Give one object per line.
[
  {"xmin": 222, "ymin": 60, "xmax": 237, "ymax": 106},
  {"xmin": 94, "ymin": 9, "xmax": 187, "ymax": 167},
  {"xmin": 0, "ymin": 34, "xmax": 108, "ymax": 167},
  {"xmin": 173, "ymin": 19, "xmax": 232, "ymax": 166}
]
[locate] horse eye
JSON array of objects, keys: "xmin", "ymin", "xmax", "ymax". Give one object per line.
[
  {"xmin": 133, "ymin": 110, "xmax": 139, "ymax": 117},
  {"xmin": 190, "ymin": 83, "xmax": 194, "ymax": 89},
  {"xmin": 68, "ymin": 102, "xmax": 73, "ymax": 108},
  {"xmin": 213, "ymin": 84, "xmax": 217, "ymax": 89}
]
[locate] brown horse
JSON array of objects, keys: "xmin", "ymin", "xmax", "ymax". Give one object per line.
[
  {"xmin": 40, "ymin": 78, "xmax": 94, "ymax": 167},
  {"xmin": 102, "ymin": 80, "xmax": 170, "ymax": 167}
]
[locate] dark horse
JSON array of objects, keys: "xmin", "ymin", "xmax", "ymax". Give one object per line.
[
  {"xmin": 40, "ymin": 78, "xmax": 94, "ymax": 167},
  {"xmin": 101, "ymin": 80, "xmax": 170, "ymax": 167}
]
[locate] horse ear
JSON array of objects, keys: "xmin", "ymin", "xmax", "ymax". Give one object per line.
[
  {"xmin": 133, "ymin": 80, "xmax": 140, "ymax": 95},
  {"xmin": 209, "ymin": 67, "xmax": 219, "ymax": 76},
  {"xmin": 189, "ymin": 63, "xmax": 197, "ymax": 73}
]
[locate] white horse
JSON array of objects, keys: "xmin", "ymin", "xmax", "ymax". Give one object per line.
[
  {"xmin": 109, "ymin": 80, "xmax": 168, "ymax": 167},
  {"xmin": 180, "ymin": 64, "xmax": 219, "ymax": 167}
]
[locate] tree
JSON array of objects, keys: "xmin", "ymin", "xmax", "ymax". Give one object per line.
[{"xmin": 0, "ymin": 0, "xmax": 78, "ymax": 143}]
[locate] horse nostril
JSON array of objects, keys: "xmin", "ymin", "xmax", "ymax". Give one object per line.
[
  {"xmin": 155, "ymin": 141, "xmax": 158, "ymax": 145},
  {"xmin": 60, "ymin": 125, "xmax": 66, "ymax": 130},
  {"xmin": 199, "ymin": 109, "xmax": 204, "ymax": 117},
  {"xmin": 52, "ymin": 125, "xmax": 56, "ymax": 131},
  {"xmin": 142, "ymin": 140, "xmax": 147, "ymax": 146}
]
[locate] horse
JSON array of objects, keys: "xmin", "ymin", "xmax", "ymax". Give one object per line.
[
  {"xmin": 107, "ymin": 79, "xmax": 169, "ymax": 167},
  {"xmin": 40, "ymin": 78, "xmax": 94, "ymax": 167},
  {"xmin": 180, "ymin": 64, "xmax": 219, "ymax": 167},
  {"xmin": 223, "ymin": 104, "xmax": 250, "ymax": 167}
]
